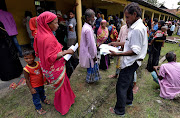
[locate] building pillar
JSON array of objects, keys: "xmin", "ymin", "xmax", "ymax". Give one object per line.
[
  {"xmin": 167, "ymin": 16, "xmax": 169, "ymax": 21},
  {"xmin": 158, "ymin": 14, "xmax": 161, "ymax": 21},
  {"xmin": 151, "ymin": 12, "xmax": 154, "ymax": 21},
  {"xmin": 123, "ymin": 14, "xmax": 126, "ymax": 21},
  {"xmin": 163, "ymin": 15, "xmax": 165, "ymax": 21},
  {"xmin": 76, "ymin": 0, "xmax": 82, "ymax": 45},
  {"xmin": 142, "ymin": 9, "xmax": 145, "ymax": 20}
]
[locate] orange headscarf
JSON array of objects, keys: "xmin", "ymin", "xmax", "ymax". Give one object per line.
[{"xmin": 29, "ymin": 16, "xmax": 37, "ymax": 38}]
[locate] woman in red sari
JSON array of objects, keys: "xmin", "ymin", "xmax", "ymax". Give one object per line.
[{"xmin": 34, "ymin": 11, "xmax": 75, "ymax": 115}]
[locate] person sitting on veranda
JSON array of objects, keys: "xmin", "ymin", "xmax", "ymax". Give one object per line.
[{"xmin": 152, "ymin": 52, "xmax": 180, "ymax": 99}]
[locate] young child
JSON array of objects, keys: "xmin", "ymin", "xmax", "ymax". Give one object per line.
[
  {"xmin": 23, "ymin": 50, "xmax": 50, "ymax": 115},
  {"xmin": 149, "ymin": 26, "xmax": 167, "ymax": 45}
]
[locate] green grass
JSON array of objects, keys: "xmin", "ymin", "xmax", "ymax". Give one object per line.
[
  {"xmin": 0, "ymin": 42, "xmax": 180, "ymax": 118},
  {"xmin": 171, "ymin": 34, "xmax": 180, "ymax": 38}
]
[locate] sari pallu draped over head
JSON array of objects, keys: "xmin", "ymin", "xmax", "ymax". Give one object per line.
[
  {"xmin": 97, "ymin": 20, "xmax": 109, "ymax": 47},
  {"xmin": 33, "ymin": 11, "xmax": 65, "ymax": 92},
  {"xmin": 34, "ymin": 12, "xmax": 75, "ymax": 115}
]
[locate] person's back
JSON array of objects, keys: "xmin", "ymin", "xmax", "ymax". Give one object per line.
[
  {"xmin": 160, "ymin": 62, "xmax": 180, "ymax": 87},
  {"xmin": 153, "ymin": 52, "xmax": 180, "ymax": 99}
]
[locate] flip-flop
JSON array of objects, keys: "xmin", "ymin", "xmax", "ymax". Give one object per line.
[
  {"xmin": 44, "ymin": 99, "xmax": 50, "ymax": 105},
  {"xmin": 109, "ymin": 107, "xmax": 125, "ymax": 117},
  {"xmin": 109, "ymin": 107, "xmax": 115, "ymax": 114},
  {"xmin": 37, "ymin": 108, "xmax": 47, "ymax": 115}
]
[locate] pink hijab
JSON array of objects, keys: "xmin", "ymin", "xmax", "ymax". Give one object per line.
[{"xmin": 34, "ymin": 11, "xmax": 63, "ymax": 69}]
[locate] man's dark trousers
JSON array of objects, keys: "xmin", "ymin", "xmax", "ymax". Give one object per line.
[{"xmin": 114, "ymin": 62, "xmax": 139, "ymax": 115}]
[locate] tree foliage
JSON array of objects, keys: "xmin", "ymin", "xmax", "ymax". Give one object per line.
[
  {"xmin": 145, "ymin": 0, "xmax": 164, "ymax": 7},
  {"xmin": 146, "ymin": 0, "xmax": 159, "ymax": 6}
]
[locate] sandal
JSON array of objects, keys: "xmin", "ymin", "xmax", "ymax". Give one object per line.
[
  {"xmin": 37, "ymin": 108, "xmax": 47, "ymax": 115},
  {"xmin": 109, "ymin": 107, "xmax": 115, "ymax": 114},
  {"xmin": 44, "ymin": 99, "xmax": 50, "ymax": 105},
  {"xmin": 109, "ymin": 107, "xmax": 125, "ymax": 116}
]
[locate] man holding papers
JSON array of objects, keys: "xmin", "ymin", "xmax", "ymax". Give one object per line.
[
  {"xmin": 79, "ymin": 9, "xmax": 101, "ymax": 83},
  {"xmin": 109, "ymin": 3, "xmax": 148, "ymax": 116}
]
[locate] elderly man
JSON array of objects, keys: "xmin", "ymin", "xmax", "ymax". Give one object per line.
[
  {"xmin": 109, "ymin": 2, "xmax": 148, "ymax": 116},
  {"xmin": 79, "ymin": 9, "xmax": 101, "ymax": 83},
  {"xmin": 152, "ymin": 52, "xmax": 180, "ymax": 99}
]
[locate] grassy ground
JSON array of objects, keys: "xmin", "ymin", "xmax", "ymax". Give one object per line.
[
  {"xmin": 171, "ymin": 34, "xmax": 180, "ymax": 38},
  {"xmin": 0, "ymin": 43, "xmax": 180, "ymax": 118}
]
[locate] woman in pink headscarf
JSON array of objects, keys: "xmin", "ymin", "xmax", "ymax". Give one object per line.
[
  {"xmin": 97, "ymin": 20, "xmax": 109, "ymax": 47},
  {"xmin": 34, "ymin": 11, "xmax": 75, "ymax": 115},
  {"xmin": 97, "ymin": 20, "xmax": 110, "ymax": 70}
]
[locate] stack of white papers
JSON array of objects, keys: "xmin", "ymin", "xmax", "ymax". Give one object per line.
[
  {"xmin": 99, "ymin": 44, "xmax": 122, "ymax": 55},
  {"xmin": 63, "ymin": 43, "xmax": 78, "ymax": 61}
]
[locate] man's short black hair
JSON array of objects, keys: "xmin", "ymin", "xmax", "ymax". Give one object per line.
[
  {"xmin": 69, "ymin": 10, "xmax": 75, "ymax": 14},
  {"xmin": 25, "ymin": 11, "xmax": 32, "ymax": 18},
  {"xmin": 97, "ymin": 11, "xmax": 102, "ymax": 14},
  {"xmin": 124, "ymin": 2, "xmax": 142, "ymax": 18},
  {"xmin": 166, "ymin": 52, "xmax": 176, "ymax": 62},
  {"xmin": 23, "ymin": 50, "xmax": 35, "ymax": 58},
  {"xmin": 109, "ymin": 20, "xmax": 115, "ymax": 25},
  {"xmin": 153, "ymin": 18, "xmax": 158, "ymax": 23}
]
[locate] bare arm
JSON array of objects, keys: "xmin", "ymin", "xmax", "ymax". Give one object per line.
[
  {"xmin": 110, "ymin": 50, "xmax": 136, "ymax": 56},
  {"xmin": 162, "ymin": 40, "xmax": 165, "ymax": 47},
  {"xmin": 23, "ymin": 70, "xmax": 36, "ymax": 94},
  {"xmin": 56, "ymin": 49, "xmax": 74, "ymax": 60},
  {"xmin": 149, "ymin": 39, "xmax": 154, "ymax": 45},
  {"xmin": 109, "ymin": 42, "xmax": 125, "ymax": 50},
  {"xmin": 153, "ymin": 66, "xmax": 163, "ymax": 80}
]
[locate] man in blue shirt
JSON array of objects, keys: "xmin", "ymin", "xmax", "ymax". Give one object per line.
[
  {"xmin": 152, "ymin": 18, "xmax": 158, "ymax": 32},
  {"xmin": 169, "ymin": 22, "xmax": 175, "ymax": 36},
  {"xmin": 95, "ymin": 11, "xmax": 102, "ymax": 35}
]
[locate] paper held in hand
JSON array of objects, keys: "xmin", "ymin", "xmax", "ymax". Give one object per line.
[
  {"xmin": 63, "ymin": 43, "xmax": 78, "ymax": 61},
  {"xmin": 99, "ymin": 44, "xmax": 122, "ymax": 55}
]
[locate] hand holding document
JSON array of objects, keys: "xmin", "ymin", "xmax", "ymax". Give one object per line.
[
  {"xmin": 99, "ymin": 44, "xmax": 122, "ymax": 55},
  {"xmin": 63, "ymin": 43, "xmax": 78, "ymax": 61}
]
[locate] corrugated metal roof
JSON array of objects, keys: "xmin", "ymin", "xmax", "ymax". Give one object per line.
[{"xmin": 128, "ymin": 0, "xmax": 180, "ymax": 19}]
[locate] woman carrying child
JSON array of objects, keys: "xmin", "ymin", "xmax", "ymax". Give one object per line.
[
  {"xmin": 33, "ymin": 11, "xmax": 75, "ymax": 115},
  {"xmin": 146, "ymin": 20, "xmax": 167, "ymax": 72}
]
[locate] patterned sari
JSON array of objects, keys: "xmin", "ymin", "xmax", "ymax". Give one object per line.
[
  {"xmin": 34, "ymin": 11, "xmax": 75, "ymax": 115},
  {"xmin": 97, "ymin": 25, "xmax": 109, "ymax": 47},
  {"xmin": 97, "ymin": 20, "xmax": 110, "ymax": 70}
]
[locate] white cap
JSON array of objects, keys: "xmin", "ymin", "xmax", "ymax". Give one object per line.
[{"xmin": 57, "ymin": 10, "xmax": 62, "ymax": 16}]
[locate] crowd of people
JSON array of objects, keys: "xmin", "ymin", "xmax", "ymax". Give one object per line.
[{"xmin": 0, "ymin": 1, "xmax": 180, "ymax": 117}]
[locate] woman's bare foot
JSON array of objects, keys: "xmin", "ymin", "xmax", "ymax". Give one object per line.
[{"xmin": 108, "ymin": 74, "xmax": 118, "ymax": 78}]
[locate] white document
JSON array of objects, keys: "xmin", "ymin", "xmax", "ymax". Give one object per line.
[
  {"xmin": 99, "ymin": 44, "xmax": 122, "ymax": 55},
  {"xmin": 63, "ymin": 43, "xmax": 78, "ymax": 61}
]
